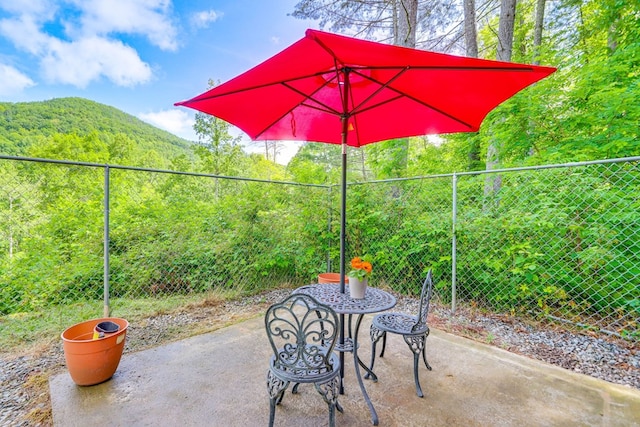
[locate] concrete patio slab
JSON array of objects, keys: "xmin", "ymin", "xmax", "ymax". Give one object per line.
[{"xmin": 50, "ymin": 315, "xmax": 640, "ymax": 426}]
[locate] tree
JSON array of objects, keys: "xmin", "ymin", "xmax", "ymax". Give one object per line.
[
  {"xmin": 462, "ymin": 0, "xmax": 483, "ymax": 171},
  {"xmin": 292, "ymin": 0, "xmax": 397, "ymax": 41},
  {"xmin": 497, "ymin": 0, "xmax": 517, "ymax": 61},
  {"xmin": 464, "ymin": 0, "xmax": 478, "ymax": 57},
  {"xmin": 192, "ymin": 81, "xmax": 244, "ymax": 179},
  {"xmin": 484, "ymin": 0, "xmax": 517, "ymax": 204},
  {"xmin": 288, "ymin": 143, "xmax": 339, "ymax": 184},
  {"xmin": 395, "ymin": 0, "xmax": 418, "ymax": 47},
  {"xmin": 258, "ymin": 140, "xmax": 287, "ymax": 164},
  {"xmin": 292, "ymin": 0, "xmax": 423, "ymax": 179},
  {"xmin": 0, "ymin": 163, "xmax": 44, "ymax": 259},
  {"xmin": 534, "ymin": 0, "xmax": 640, "ymax": 160},
  {"xmin": 533, "ymin": 0, "xmax": 546, "ymax": 64}
]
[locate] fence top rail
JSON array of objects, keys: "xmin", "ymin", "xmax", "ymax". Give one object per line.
[
  {"xmin": 0, "ymin": 154, "xmax": 329, "ymax": 188},
  {"xmin": 3, "ymin": 153, "xmax": 639, "ymax": 189},
  {"xmin": 345, "ymin": 155, "xmax": 640, "ymax": 186}
]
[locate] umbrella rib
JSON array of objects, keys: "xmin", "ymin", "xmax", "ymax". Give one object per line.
[
  {"xmin": 299, "ymin": 101, "xmax": 341, "ymax": 116},
  {"xmin": 350, "ymin": 67, "xmax": 476, "ymax": 130},
  {"xmin": 253, "ymin": 79, "xmax": 342, "ymax": 140},
  {"xmin": 178, "ymin": 65, "xmax": 538, "ymax": 106},
  {"xmin": 349, "ymin": 64, "xmax": 539, "ymax": 73},
  {"xmin": 180, "ymin": 69, "xmax": 341, "ymax": 104},
  {"xmin": 348, "ymin": 67, "xmax": 407, "ymax": 116},
  {"xmin": 281, "ymin": 81, "xmax": 342, "ymax": 116}
]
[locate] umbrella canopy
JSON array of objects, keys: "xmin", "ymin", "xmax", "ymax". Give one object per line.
[
  {"xmin": 176, "ymin": 29, "xmax": 555, "ymax": 147},
  {"xmin": 175, "ymin": 28, "xmax": 556, "ymax": 291}
]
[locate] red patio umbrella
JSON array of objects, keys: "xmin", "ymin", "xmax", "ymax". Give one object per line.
[{"xmin": 175, "ymin": 28, "xmax": 556, "ymax": 292}]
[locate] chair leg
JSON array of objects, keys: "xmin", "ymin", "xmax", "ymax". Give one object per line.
[
  {"xmin": 366, "ymin": 325, "xmax": 385, "ymax": 380},
  {"xmin": 412, "ymin": 351, "xmax": 424, "ymax": 398},
  {"xmin": 403, "ymin": 334, "xmax": 427, "ymax": 397},
  {"xmin": 379, "ymin": 331, "xmax": 387, "ymax": 357},
  {"xmin": 267, "ymin": 370, "xmax": 289, "ymax": 426},
  {"xmin": 422, "ymin": 346, "xmax": 432, "ymax": 371},
  {"xmin": 314, "ymin": 376, "xmax": 341, "ymax": 427},
  {"xmin": 423, "ymin": 328, "xmax": 432, "ymax": 370},
  {"xmin": 268, "ymin": 398, "xmax": 277, "ymax": 427}
]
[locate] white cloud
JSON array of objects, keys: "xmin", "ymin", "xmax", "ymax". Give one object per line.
[
  {"xmin": 191, "ymin": 9, "xmax": 222, "ymax": 29},
  {"xmin": 0, "ymin": 0, "xmax": 178, "ymax": 91},
  {"xmin": 0, "ymin": 64, "xmax": 35, "ymax": 96},
  {"xmin": 70, "ymin": 0, "xmax": 178, "ymax": 51},
  {"xmin": 41, "ymin": 36, "xmax": 152, "ymax": 87},
  {"xmin": 139, "ymin": 109, "xmax": 196, "ymax": 140},
  {"xmin": 0, "ymin": 15, "xmax": 50, "ymax": 55},
  {"xmin": 0, "ymin": 0, "xmax": 54, "ymax": 17}
]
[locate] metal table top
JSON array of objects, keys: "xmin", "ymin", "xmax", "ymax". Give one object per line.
[{"xmin": 293, "ymin": 284, "xmax": 396, "ymax": 314}]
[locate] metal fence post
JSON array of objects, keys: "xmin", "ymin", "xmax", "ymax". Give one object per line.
[
  {"xmin": 103, "ymin": 165, "xmax": 110, "ymax": 317},
  {"xmin": 2, "ymin": 154, "xmax": 639, "ymax": 342},
  {"xmin": 451, "ymin": 172, "xmax": 457, "ymax": 313}
]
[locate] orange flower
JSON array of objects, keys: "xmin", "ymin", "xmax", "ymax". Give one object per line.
[
  {"xmin": 361, "ymin": 261, "xmax": 372, "ymax": 274},
  {"xmin": 349, "ymin": 256, "xmax": 373, "ymax": 279}
]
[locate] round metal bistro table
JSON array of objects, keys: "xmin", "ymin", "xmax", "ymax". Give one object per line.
[{"xmin": 293, "ymin": 284, "xmax": 396, "ymax": 426}]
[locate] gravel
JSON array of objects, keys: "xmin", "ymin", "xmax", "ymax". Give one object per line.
[{"xmin": 1, "ymin": 289, "xmax": 638, "ymax": 426}]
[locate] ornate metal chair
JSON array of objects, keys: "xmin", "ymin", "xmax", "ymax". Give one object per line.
[
  {"xmin": 265, "ymin": 294, "xmax": 342, "ymax": 427},
  {"xmin": 367, "ymin": 269, "xmax": 434, "ymax": 397}
]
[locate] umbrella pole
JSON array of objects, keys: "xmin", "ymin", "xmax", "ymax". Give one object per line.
[
  {"xmin": 339, "ymin": 139, "xmax": 347, "ymax": 294},
  {"xmin": 338, "ymin": 114, "xmax": 349, "ymax": 395},
  {"xmin": 338, "ymin": 70, "xmax": 351, "ymax": 395},
  {"xmin": 339, "ymin": 69, "xmax": 351, "ymax": 295}
]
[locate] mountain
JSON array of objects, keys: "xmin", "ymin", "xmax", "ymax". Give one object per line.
[{"xmin": 0, "ymin": 97, "xmax": 194, "ymax": 163}]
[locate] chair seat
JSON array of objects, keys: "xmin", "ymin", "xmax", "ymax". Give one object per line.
[
  {"xmin": 372, "ymin": 312, "xmax": 429, "ymax": 336},
  {"xmin": 270, "ymin": 350, "xmax": 340, "ymax": 384}
]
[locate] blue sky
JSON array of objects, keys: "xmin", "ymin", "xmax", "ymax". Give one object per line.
[{"xmin": 0, "ymin": 0, "xmax": 317, "ymax": 160}]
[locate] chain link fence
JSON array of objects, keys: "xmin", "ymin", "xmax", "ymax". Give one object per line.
[
  {"xmin": 1, "ymin": 155, "xmax": 638, "ymax": 343},
  {"xmin": 355, "ymin": 158, "xmax": 639, "ymax": 341}
]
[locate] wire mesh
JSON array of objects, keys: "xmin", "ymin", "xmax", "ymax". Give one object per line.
[
  {"xmin": 353, "ymin": 160, "xmax": 639, "ymax": 340},
  {"xmin": 0, "ymin": 156, "xmax": 638, "ymax": 342}
]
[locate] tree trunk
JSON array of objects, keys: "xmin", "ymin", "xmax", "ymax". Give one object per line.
[
  {"xmin": 608, "ymin": 14, "xmax": 619, "ymax": 55},
  {"xmin": 463, "ymin": 0, "xmax": 480, "ymax": 170},
  {"xmin": 485, "ymin": 0, "xmax": 517, "ymax": 205},
  {"xmin": 497, "ymin": 0, "xmax": 517, "ymax": 62},
  {"xmin": 394, "ymin": 0, "xmax": 418, "ymax": 47},
  {"xmin": 388, "ymin": 0, "xmax": 418, "ymax": 178},
  {"xmin": 533, "ymin": 0, "xmax": 546, "ymax": 65},
  {"xmin": 463, "ymin": 0, "xmax": 478, "ymax": 58}
]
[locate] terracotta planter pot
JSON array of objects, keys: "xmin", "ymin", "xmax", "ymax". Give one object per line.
[
  {"xmin": 317, "ymin": 273, "xmax": 349, "ymax": 284},
  {"xmin": 348, "ymin": 276, "xmax": 368, "ymax": 299},
  {"xmin": 61, "ymin": 317, "xmax": 129, "ymax": 386}
]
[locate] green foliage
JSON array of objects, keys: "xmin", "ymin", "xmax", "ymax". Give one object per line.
[
  {"xmin": 454, "ymin": 165, "xmax": 639, "ymax": 326},
  {"xmin": 341, "ymin": 177, "xmax": 453, "ymax": 295},
  {"xmin": 288, "ymin": 143, "xmax": 341, "ymax": 184},
  {"xmin": 0, "ymin": 97, "xmax": 194, "ymax": 168},
  {"xmin": 193, "ymin": 111, "xmax": 245, "ymax": 176},
  {"xmin": 365, "ymin": 138, "xmax": 410, "ymax": 179},
  {"xmin": 2, "ymin": 0, "xmax": 640, "ymax": 343}
]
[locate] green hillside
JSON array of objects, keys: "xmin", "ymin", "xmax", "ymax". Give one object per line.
[{"xmin": 0, "ymin": 97, "xmax": 194, "ymax": 165}]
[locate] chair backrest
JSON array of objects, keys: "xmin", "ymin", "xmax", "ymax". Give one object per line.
[
  {"xmin": 265, "ymin": 294, "xmax": 339, "ymax": 375},
  {"xmin": 412, "ymin": 269, "xmax": 434, "ymax": 332}
]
